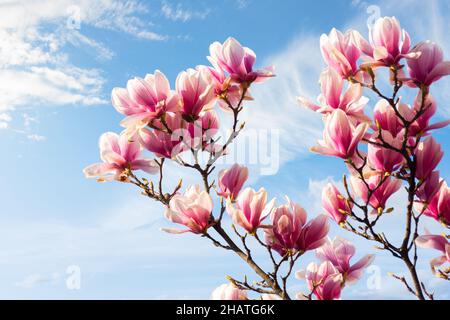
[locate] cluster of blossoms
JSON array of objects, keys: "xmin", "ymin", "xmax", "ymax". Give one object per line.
[
  {"xmin": 85, "ymin": 16, "xmax": 449, "ymax": 300},
  {"xmin": 300, "ymin": 16, "xmax": 450, "ymax": 297},
  {"xmin": 85, "ymin": 37, "xmax": 372, "ymax": 300}
]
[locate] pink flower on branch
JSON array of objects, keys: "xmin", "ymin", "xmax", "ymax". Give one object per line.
[
  {"xmin": 265, "ymin": 198, "xmax": 329, "ymax": 255},
  {"xmin": 407, "ymin": 41, "xmax": 450, "ymax": 87},
  {"xmin": 416, "ymin": 234, "xmax": 450, "ymax": 269},
  {"xmin": 264, "ymin": 198, "xmax": 306, "ymax": 255},
  {"xmin": 320, "ymin": 28, "xmax": 361, "ymax": 79},
  {"xmin": 322, "ymin": 183, "xmax": 352, "ymax": 224},
  {"xmin": 139, "ymin": 129, "xmax": 183, "ymax": 159},
  {"xmin": 217, "ymin": 164, "xmax": 249, "ymax": 200},
  {"xmin": 316, "ymin": 237, "xmax": 374, "ymax": 284},
  {"xmin": 367, "ymin": 131, "xmax": 404, "ymax": 173},
  {"xmin": 415, "ymin": 171, "xmax": 442, "ymax": 204},
  {"xmin": 162, "ymin": 185, "xmax": 213, "ymax": 234},
  {"xmin": 298, "ymin": 68, "xmax": 369, "ymax": 123},
  {"xmin": 226, "ymin": 187, "xmax": 275, "ymax": 233},
  {"xmin": 415, "ymin": 136, "xmax": 443, "ymax": 181},
  {"xmin": 176, "ymin": 68, "xmax": 216, "ymax": 122},
  {"xmin": 420, "ymin": 182, "xmax": 450, "ymax": 226},
  {"xmin": 113, "ymin": 70, "xmax": 181, "ymax": 133},
  {"xmin": 83, "ymin": 132, "xmax": 158, "ymax": 182},
  {"xmin": 350, "ymin": 174, "xmax": 402, "ymax": 214},
  {"xmin": 311, "ymin": 109, "xmax": 368, "ymax": 159},
  {"xmin": 296, "ymin": 261, "xmax": 343, "ymax": 300},
  {"xmin": 353, "ymin": 16, "xmax": 414, "ymax": 67},
  {"xmin": 211, "ymin": 283, "xmax": 247, "ymax": 300},
  {"xmin": 209, "ymin": 37, "xmax": 274, "ymax": 85}
]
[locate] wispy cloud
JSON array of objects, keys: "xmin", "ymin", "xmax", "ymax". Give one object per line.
[
  {"xmin": 15, "ymin": 273, "xmax": 61, "ymax": 289},
  {"xmin": 243, "ymin": 35, "xmax": 324, "ymax": 168},
  {"xmin": 161, "ymin": 1, "xmax": 210, "ymax": 22},
  {"xmin": 0, "ymin": 0, "xmax": 169, "ymax": 132}
]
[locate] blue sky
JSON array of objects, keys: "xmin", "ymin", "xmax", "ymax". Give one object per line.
[{"xmin": 0, "ymin": 0, "xmax": 449, "ymax": 299}]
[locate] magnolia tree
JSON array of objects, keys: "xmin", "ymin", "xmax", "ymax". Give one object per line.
[{"xmin": 84, "ymin": 17, "xmax": 450, "ymax": 300}]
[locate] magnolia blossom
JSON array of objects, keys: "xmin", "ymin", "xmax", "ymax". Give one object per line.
[
  {"xmin": 311, "ymin": 109, "xmax": 368, "ymax": 159},
  {"xmin": 83, "ymin": 132, "xmax": 158, "ymax": 182},
  {"xmin": 198, "ymin": 64, "xmax": 250, "ymax": 112},
  {"xmin": 186, "ymin": 110, "xmax": 220, "ymax": 151},
  {"xmin": 211, "ymin": 283, "xmax": 247, "ymax": 300},
  {"xmin": 416, "ymin": 171, "xmax": 442, "ymax": 207},
  {"xmin": 139, "ymin": 128, "xmax": 183, "ymax": 159},
  {"xmin": 322, "ymin": 183, "xmax": 352, "ymax": 224},
  {"xmin": 316, "ymin": 238, "xmax": 374, "ymax": 284},
  {"xmin": 114, "ymin": 70, "xmax": 180, "ymax": 133},
  {"xmin": 415, "ymin": 137, "xmax": 443, "ymax": 181},
  {"xmin": 350, "ymin": 174, "xmax": 402, "ymax": 214},
  {"xmin": 353, "ymin": 16, "xmax": 414, "ymax": 66},
  {"xmin": 162, "ymin": 185, "xmax": 213, "ymax": 234},
  {"xmin": 265, "ymin": 198, "xmax": 306, "ymax": 255},
  {"xmin": 421, "ymin": 182, "xmax": 450, "ymax": 225},
  {"xmin": 265, "ymin": 198, "xmax": 329, "ymax": 255},
  {"xmin": 226, "ymin": 188, "xmax": 275, "ymax": 233},
  {"xmin": 416, "ymin": 234, "xmax": 450, "ymax": 269},
  {"xmin": 410, "ymin": 94, "xmax": 450, "ymax": 135},
  {"xmin": 209, "ymin": 37, "xmax": 274, "ymax": 84},
  {"xmin": 320, "ymin": 28, "xmax": 360, "ymax": 78},
  {"xmin": 217, "ymin": 164, "xmax": 249, "ymax": 200},
  {"xmin": 367, "ymin": 131, "xmax": 404, "ymax": 173},
  {"xmin": 407, "ymin": 41, "xmax": 450, "ymax": 86},
  {"xmin": 176, "ymin": 68, "xmax": 216, "ymax": 122},
  {"xmin": 296, "ymin": 261, "xmax": 343, "ymax": 300},
  {"xmin": 296, "ymin": 215, "xmax": 330, "ymax": 252},
  {"xmin": 298, "ymin": 68, "xmax": 369, "ymax": 122},
  {"xmin": 373, "ymin": 99, "xmax": 405, "ymax": 136}
]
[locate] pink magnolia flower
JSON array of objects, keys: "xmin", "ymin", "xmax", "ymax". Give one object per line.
[
  {"xmin": 296, "ymin": 215, "xmax": 330, "ymax": 252},
  {"xmin": 296, "ymin": 261, "xmax": 343, "ymax": 300},
  {"xmin": 316, "ymin": 237, "xmax": 374, "ymax": 284},
  {"xmin": 421, "ymin": 182, "xmax": 450, "ymax": 225},
  {"xmin": 410, "ymin": 94, "xmax": 450, "ymax": 135},
  {"xmin": 186, "ymin": 110, "xmax": 220, "ymax": 151},
  {"xmin": 415, "ymin": 171, "xmax": 442, "ymax": 203},
  {"xmin": 226, "ymin": 187, "xmax": 275, "ymax": 233},
  {"xmin": 209, "ymin": 37, "xmax": 274, "ymax": 84},
  {"xmin": 320, "ymin": 28, "xmax": 361, "ymax": 78},
  {"xmin": 114, "ymin": 70, "xmax": 180, "ymax": 133},
  {"xmin": 415, "ymin": 136, "xmax": 443, "ymax": 181},
  {"xmin": 162, "ymin": 185, "xmax": 213, "ymax": 234},
  {"xmin": 353, "ymin": 17, "xmax": 414, "ymax": 67},
  {"xmin": 298, "ymin": 68, "xmax": 369, "ymax": 122},
  {"xmin": 211, "ymin": 283, "xmax": 247, "ymax": 300},
  {"xmin": 322, "ymin": 183, "xmax": 352, "ymax": 224},
  {"xmin": 311, "ymin": 109, "xmax": 369, "ymax": 159},
  {"xmin": 373, "ymin": 99, "xmax": 405, "ymax": 137},
  {"xmin": 83, "ymin": 132, "xmax": 158, "ymax": 182},
  {"xmin": 217, "ymin": 164, "xmax": 249, "ymax": 200},
  {"xmin": 264, "ymin": 197, "xmax": 307, "ymax": 255},
  {"xmin": 416, "ymin": 234, "xmax": 450, "ymax": 268},
  {"xmin": 367, "ymin": 131, "xmax": 404, "ymax": 173},
  {"xmin": 407, "ymin": 41, "xmax": 450, "ymax": 87},
  {"xmin": 139, "ymin": 129, "xmax": 184, "ymax": 159},
  {"xmin": 350, "ymin": 174, "xmax": 402, "ymax": 214},
  {"xmin": 176, "ymin": 68, "xmax": 216, "ymax": 122}
]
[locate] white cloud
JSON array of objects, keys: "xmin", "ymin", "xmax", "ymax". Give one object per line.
[
  {"xmin": 15, "ymin": 273, "xmax": 61, "ymax": 289},
  {"xmin": 0, "ymin": 0, "xmax": 170, "ymax": 128},
  {"xmin": 0, "ymin": 66, "xmax": 106, "ymax": 113},
  {"xmin": 243, "ymin": 36, "xmax": 324, "ymax": 165},
  {"xmin": 161, "ymin": 2, "xmax": 210, "ymax": 22},
  {"xmin": 27, "ymin": 134, "xmax": 46, "ymax": 142}
]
